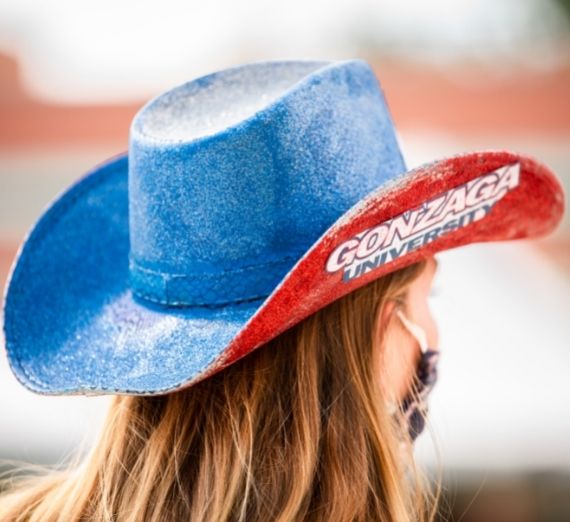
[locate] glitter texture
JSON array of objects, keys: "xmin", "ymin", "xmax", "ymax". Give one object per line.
[{"xmin": 1, "ymin": 59, "xmax": 565, "ymax": 395}]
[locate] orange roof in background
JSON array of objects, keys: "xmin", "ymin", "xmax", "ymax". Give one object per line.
[
  {"xmin": 0, "ymin": 54, "xmax": 139, "ymax": 149},
  {"xmin": 371, "ymin": 57, "xmax": 570, "ymax": 133},
  {"xmin": 0, "ymin": 52, "xmax": 569, "ymax": 149}
]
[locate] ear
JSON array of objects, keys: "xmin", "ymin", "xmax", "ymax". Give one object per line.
[
  {"xmin": 381, "ymin": 300, "xmax": 396, "ymax": 326},
  {"xmin": 376, "ymin": 299, "xmax": 397, "ymax": 344}
]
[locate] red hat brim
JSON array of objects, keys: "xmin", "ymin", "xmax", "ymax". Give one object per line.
[{"xmin": 206, "ymin": 150, "xmax": 564, "ymax": 385}]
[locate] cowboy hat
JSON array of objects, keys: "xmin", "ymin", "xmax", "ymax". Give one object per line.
[{"xmin": 1, "ymin": 59, "xmax": 564, "ymax": 395}]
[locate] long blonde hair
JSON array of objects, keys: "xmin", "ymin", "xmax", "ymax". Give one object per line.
[{"xmin": 0, "ymin": 259, "xmax": 442, "ymax": 521}]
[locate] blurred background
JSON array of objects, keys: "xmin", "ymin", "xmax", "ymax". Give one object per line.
[{"xmin": 0, "ymin": 0, "xmax": 569, "ymax": 520}]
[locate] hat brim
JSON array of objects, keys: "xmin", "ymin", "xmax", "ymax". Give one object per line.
[{"xmin": 2, "ymin": 150, "xmax": 564, "ymax": 395}]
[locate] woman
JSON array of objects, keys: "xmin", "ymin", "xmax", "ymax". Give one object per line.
[
  {"xmin": 0, "ymin": 59, "xmax": 564, "ymax": 521},
  {"xmin": 1, "ymin": 257, "xmax": 439, "ymax": 520}
]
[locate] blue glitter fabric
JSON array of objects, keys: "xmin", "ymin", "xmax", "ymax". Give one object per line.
[{"xmin": 2, "ymin": 59, "xmax": 407, "ymax": 395}]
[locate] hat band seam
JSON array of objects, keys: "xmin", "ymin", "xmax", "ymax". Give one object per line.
[{"xmin": 128, "ymin": 254, "xmax": 300, "ymax": 307}]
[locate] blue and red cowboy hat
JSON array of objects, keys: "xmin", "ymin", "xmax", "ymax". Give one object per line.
[{"xmin": 1, "ymin": 59, "xmax": 565, "ymax": 395}]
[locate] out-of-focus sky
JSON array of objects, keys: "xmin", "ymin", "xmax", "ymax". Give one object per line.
[
  {"xmin": 0, "ymin": 0, "xmax": 569, "ymax": 477},
  {"xmin": 0, "ymin": 0, "xmax": 569, "ymax": 102}
]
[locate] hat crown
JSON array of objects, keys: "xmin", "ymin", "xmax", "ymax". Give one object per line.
[{"xmin": 128, "ymin": 59, "xmax": 406, "ymax": 307}]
